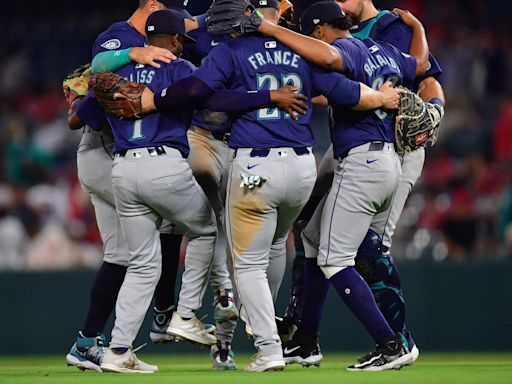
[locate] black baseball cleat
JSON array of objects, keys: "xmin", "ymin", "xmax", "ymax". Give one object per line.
[
  {"xmin": 282, "ymin": 333, "xmax": 323, "ymax": 367},
  {"xmin": 347, "ymin": 333, "xmax": 413, "ymax": 371}
]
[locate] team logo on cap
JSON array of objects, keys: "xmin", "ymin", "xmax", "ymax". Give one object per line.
[
  {"xmin": 313, "ymin": 18, "xmax": 320, "ymax": 24},
  {"xmin": 101, "ymin": 39, "xmax": 121, "ymax": 50}
]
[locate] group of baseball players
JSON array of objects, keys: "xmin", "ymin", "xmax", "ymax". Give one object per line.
[{"xmin": 62, "ymin": 0, "xmax": 444, "ymax": 374}]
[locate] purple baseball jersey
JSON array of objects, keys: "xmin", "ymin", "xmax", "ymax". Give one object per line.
[
  {"xmin": 79, "ymin": 22, "xmax": 146, "ymax": 130},
  {"xmin": 107, "ymin": 59, "xmax": 196, "ymax": 156},
  {"xmin": 193, "ymin": 35, "xmax": 361, "ymax": 149},
  {"xmin": 330, "ymin": 38, "xmax": 417, "ymax": 157},
  {"xmin": 351, "ymin": 10, "xmax": 442, "ymax": 85}
]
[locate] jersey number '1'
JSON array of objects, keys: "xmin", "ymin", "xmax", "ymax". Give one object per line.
[
  {"xmin": 130, "ymin": 119, "xmax": 145, "ymax": 141},
  {"xmin": 256, "ymin": 73, "xmax": 302, "ymax": 120}
]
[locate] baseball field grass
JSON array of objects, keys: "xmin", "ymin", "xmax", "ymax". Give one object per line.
[{"xmin": 1, "ymin": 353, "xmax": 511, "ymax": 384}]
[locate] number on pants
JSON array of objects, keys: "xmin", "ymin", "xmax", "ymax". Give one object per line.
[{"xmin": 256, "ymin": 73, "xmax": 303, "ymax": 120}]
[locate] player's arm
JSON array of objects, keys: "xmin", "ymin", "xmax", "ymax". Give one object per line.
[
  {"xmin": 91, "ymin": 47, "xmax": 175, "ymax": 74},
  {"xmin": 258, "ymin": 19, "xmax": 343, "ymax": 72},
  {"xmin": 392, "ymin": 9, "xmax": 429, "ymax": 77},
  {"xmin": 315, "ymin": 69, "xmax": 399, "ymax": 110}
]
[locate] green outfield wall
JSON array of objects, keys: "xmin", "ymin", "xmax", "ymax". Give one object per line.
[{"xmin": 1, "ymin": 261, "xmax": 511, "ymax": 354}]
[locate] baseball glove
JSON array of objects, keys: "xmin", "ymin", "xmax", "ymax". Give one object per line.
[
  {"xmin": 207, "ymin": 0, "xmax": 263, "ymax": 35},
  {"xmin": 395, "ymin": 87, "xmax": 444, "ymax": 153},
  {"xmin": 62, "ymin": 63, "xmax": 91, "ymax": 107},
  {"xmin": 88, "ymin": 72, "xmax": 146, "ymax": 119}
]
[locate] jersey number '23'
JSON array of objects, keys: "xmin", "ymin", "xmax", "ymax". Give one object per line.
[{"xmin": 256, "ymin": 73, "xmax": 303, "ymax": 120}]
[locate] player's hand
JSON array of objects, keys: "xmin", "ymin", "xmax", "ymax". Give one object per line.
[
  {"xmin": 258, "ymin": 18, "xmax": 278, "ymax": 36},
  {"xmin": 270, "ymin": 85, "xmax": 308, "ymax": 120},
  {"xmin": 393, "ymin": 8, "xmax": 424, "ymax": 30},
  {"xmin": 141, "ymin": 87, "xmax": 157, "ymax": 114},
  {"xmin": 128, "ymin": 46, "xmax": 176, "ymax": 69},
  {"xmin": 379, "ymin": 80, "xmax": 400, "ymax": 110}
]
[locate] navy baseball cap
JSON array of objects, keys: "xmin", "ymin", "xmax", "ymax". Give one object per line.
[
  {"xmin": 146, "ymin": 9, "xmax": 196, "ymax": 42},
  {"xmin": 160, "ymin": 0, "xmax": 194, "ymax": 20},
  {"xmin": 250, "ymin": 0, "xmax": 279, "ymax": 9},
  {"xmin": 299, "ymin": 1, "xmax": 346, "ymax": 35}
]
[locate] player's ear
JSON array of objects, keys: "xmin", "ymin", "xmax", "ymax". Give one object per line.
[{"xmin": 311, "ymin": 25, "xmax": 324, "ymax": 41}]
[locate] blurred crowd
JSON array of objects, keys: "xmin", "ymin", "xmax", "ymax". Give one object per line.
[{"xmin": 0, "ymin": 0, "xmax": 511, "ymax": 270}]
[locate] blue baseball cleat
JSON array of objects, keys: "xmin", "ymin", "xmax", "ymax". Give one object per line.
[{"xmin": 66, "ymin": 332, "xmax": 107, "ymax": 372}]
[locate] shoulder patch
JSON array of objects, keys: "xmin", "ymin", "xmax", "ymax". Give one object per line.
[{"xmin": 101, "ymin": 39, "xmax": 121, "ymax": 50}]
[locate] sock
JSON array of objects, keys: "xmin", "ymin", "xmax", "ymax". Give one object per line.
[
  {"xmin": 330, "ymin": 266, "xmax": 394, "ymax": 343},
  {"xmin": 297, "ymin": 258, "xmax": 330, "ymax": 336},
  {"xmin": 82, "ymin": 262, "xmax": 126, "ymax": 337},
  {"xmin": 154, "ymin": 233, "xmax": 182, "ymax": 311},
  {"xmin": 111, "ymin": 347, "xmax": 129, "ymax": 354},
  {"xmin": 284, "ymin": 256, "xmax": 305, "ymax": 321}
]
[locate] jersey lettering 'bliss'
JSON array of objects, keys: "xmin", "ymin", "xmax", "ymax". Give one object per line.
[{"xmin": 127, "ymin": 66, "xmax": 155, "ymax": 85}]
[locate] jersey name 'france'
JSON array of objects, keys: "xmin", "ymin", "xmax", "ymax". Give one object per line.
[
  {"xmin": 330, "ymin": 38, "xmax": 416, "ymax": 157},
  {"xmin": 193, "ymin": 35, "xmax": 360, "ymax": 149},
  {"xmin": 106, "ymin": 59, "xmax": 196, "ymax": 156}
]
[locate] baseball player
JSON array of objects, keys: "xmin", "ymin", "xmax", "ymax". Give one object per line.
[
  {"xmin": 340, "ymin": 0, "xmax": 445, "ymax": 361},
  {"xmin": 95, "ymin": 9, "xmax": 219, "ymax": 373},
  {"xmin": 64, "ymin": 0, "xmax": 189, "ymax": 373},
  {"xmin": 257, "ymin": 1, "xmax": 429, "ymax": 370},
  {"xmin": 276, "ymin": 0, "xmax": 445, "ymax": 362},
  {"xmin": 90, "ymin": 6, "xmax": 240, "ymax": 371}
]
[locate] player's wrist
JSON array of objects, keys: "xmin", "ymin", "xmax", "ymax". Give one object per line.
[{"xmin": 142, "ymin": 87, "xmax": 156, "ymax": 113}]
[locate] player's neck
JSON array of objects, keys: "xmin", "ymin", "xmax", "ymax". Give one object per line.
[
  {"xmin": 359, "ymin": 4, "xmax": 379, "ymax": 23},
  {"xmin": 127, "ymin": 9, "xmax": 148, "ymax": 38},
  {"xmin": 330, "ymin": 30, "xmax": 352, "ymax": 43}
]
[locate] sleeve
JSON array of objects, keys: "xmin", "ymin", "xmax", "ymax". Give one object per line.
[
  {"xmin": 395, "ymin": 49, "xmax": 418, "ymax": 86},
  {"xmin": 170, "ymin": 59, "xmax": 197, "ymax": 83},
  {"xmin": 312, "ymin": 68, "xmax": 361, "ymax": 108},
  {"xmin": 203, "ymin": 90, "xmax": 270, "ymax": 112},
  {"xmin": 192, "ymin": 43, "xmax": 233, "ymax": 91},
  {"xmin": 91, "ymin": 48, "xmax": 132, "ymax": 74},
  {"xmin": 332, "ymin": 39, "xmax": 359, "ymax": 76},
  {"xmin": 417, "ymin": 52, "xmax": 443, "ymax": 83},
  {"xmin": 92, "ymin": 26, "xmax": 140, "ymax": 57},
  {"xmin": 379, "ymin": 21, "xmax": 412, "ymax": 53},
  {"xmin": 75, "ymin": 92, "xmax": 108, "ymax": 132}
]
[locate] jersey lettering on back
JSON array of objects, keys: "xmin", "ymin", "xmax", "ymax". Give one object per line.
[
  {"xmin": 330, "ymin": 38, "xmax": 416, "ymax": 157},
  {"xmin": 351, "ymin": 11, "xmax": 442, "ymax": 82},
  {"xmin": 106, "ymin": 59, "xmax": 196, "ymax": 156},
  {"xmin": 193, "ymin": 36, "xmax": 354, "ymax": 149}
]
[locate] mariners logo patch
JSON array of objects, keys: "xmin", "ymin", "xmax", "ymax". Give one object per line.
[{"xmin": 101, "ymin": 39, "xmax": 121, "ymax": 50}]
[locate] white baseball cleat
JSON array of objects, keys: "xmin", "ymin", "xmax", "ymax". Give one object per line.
[
  {"xmin": 245, "ymin": 353, "xmax": 286, "ymax": 372},
  {"xmin": 100, "ymin": 348, "xmax": 158, "ymax": 373},
  {"xmin": 167, "ymin": 312, "xmax": 217, "ymax": 346}
]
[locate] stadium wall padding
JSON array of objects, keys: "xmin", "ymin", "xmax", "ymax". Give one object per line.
[{"xmin": 1, "ymin": 261, "xmax": 511, "ymax": 354}]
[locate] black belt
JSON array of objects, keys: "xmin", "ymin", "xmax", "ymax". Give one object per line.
[
  {"xmin": 235, "ymin": 147, "xmax": 310, "ymax": 158},
  {"xmin": 117, "ymin": 146, "xmax": 168, "ymax": 158},
  {"xmin": 337, "ymin": 141, "xmax": 385, "ymax": 162},
  {"xmin": 211, "ymin": 130, "xmax": 231, "ymax": 144}
]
